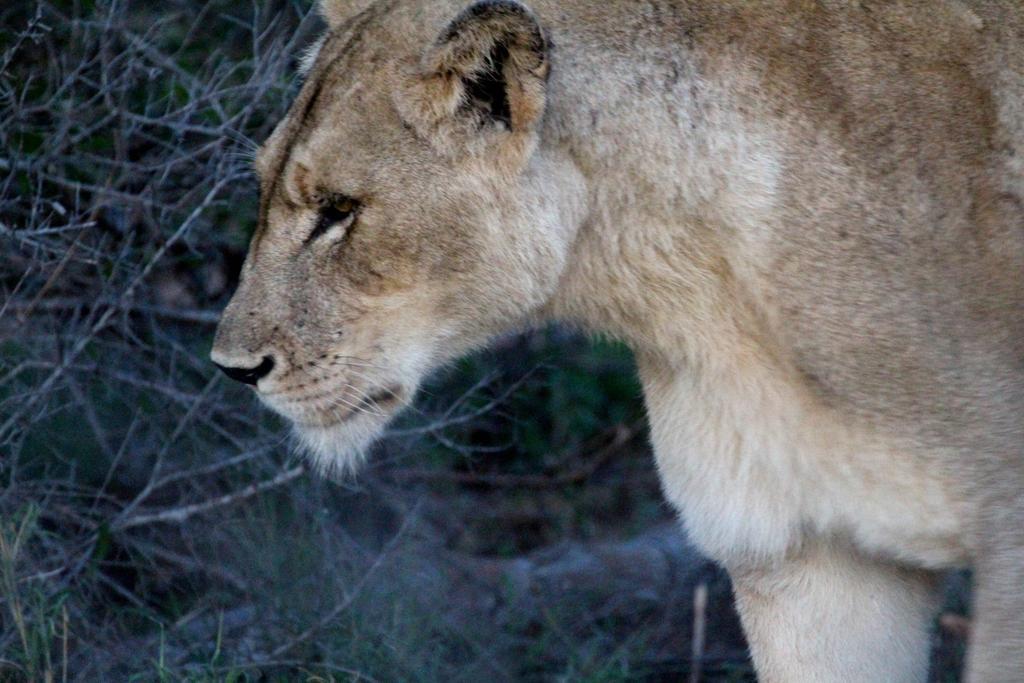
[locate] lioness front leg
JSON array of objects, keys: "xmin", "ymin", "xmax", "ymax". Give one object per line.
[
  {"xmin": 729, "ymin": 541, "xmax": 940, "ymax": 683},
  {"xmin": 965, "ymin": 505, "xmax": 1024, "ymax": 682}
]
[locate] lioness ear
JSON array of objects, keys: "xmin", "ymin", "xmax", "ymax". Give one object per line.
[{"xmin": 396, "ymin": 0, "xmax": 549, "ymax": 155}]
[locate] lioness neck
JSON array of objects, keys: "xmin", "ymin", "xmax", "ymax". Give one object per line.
[{"xmin": 536, "ymin": 1, "xmax": 783, "ymax": 368}]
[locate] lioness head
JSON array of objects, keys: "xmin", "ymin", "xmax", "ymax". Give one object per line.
[{"xmin": 211, "ymin": 0, "xmax": 586, "ymax": 474}]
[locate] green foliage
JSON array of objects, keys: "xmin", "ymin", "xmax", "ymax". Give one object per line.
[{"xmin": 413, "ymin": 328, "xmax": 644, "ymax": 472}]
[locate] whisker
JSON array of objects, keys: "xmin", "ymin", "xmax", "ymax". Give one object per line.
[
  {"xmin": 338, "ymin": 367, "xmax": 379, "ymax": 385},
  {"xmin": 330, "ymin": 355, "xmax": 388, "ymax": 371},
  {"xmin": 327, "ymin": 387, "xmax": 385, "ymax": 418},
  {"xmin": 322, "ymin": 392, "xmax": 368, "ymax": 416},
  {"xmin": 353, "ymin": 386, "xmax": 394, "ymax": 417}
]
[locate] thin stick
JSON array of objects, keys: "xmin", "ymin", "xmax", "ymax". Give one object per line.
[
  {"xmin": 112, "ymin": 466, "xmax": 306, "ymax": 531},
  {"xmin": 689, "ymin": 582, "xmax": 708, "ymax": 683},
  {"xmin": 61, "ymin": 604, "xmax": 68, "ymax": 683},
  {"xmin": 266, "ymin": 506, "xmax": 417, "ymax": 661},
  {"xmin": 388, "ymin": 421, "xmax": 639, "ymax": 489}
]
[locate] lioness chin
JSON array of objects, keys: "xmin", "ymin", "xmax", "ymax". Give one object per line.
[{"xmin": 211, "ymin": 0, "xmax": 1024, "ymax": 680}]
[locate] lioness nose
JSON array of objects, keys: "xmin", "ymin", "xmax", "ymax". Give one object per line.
[{"xmin": 214, "ymin": 355, "xmax": 275, "ymax": 386}]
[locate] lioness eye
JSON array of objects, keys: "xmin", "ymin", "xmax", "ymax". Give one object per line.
[{"xmin": 307, "ymin": 197, "xmax": 359, "ymax": 245}]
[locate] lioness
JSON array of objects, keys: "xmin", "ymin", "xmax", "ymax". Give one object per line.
[{"xmin": 211, "ymin": 0, "xmax": 1024, "ymax": 679}]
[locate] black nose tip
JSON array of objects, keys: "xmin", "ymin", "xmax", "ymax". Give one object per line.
[{"xmin": 214, "ymin": 355, "xmax": 275, "ymax": 386}]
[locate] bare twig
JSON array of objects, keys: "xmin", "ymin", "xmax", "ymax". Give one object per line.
[
  {"xmin": 4, "ymin": 297, "xmax": 222, "ymax": 325},
  {"xmin": 689, "ymin": 582, "xmax": 708, "ymax": 683},
  {"xmin": 112, "ymin": 465, "xmax": 307, "ymax": 531},
  {"xmin": 386, "ymin": 421, "xmax": 641, "ymax": 489},
  {"xmin": 265, "ymin": 504, "xmax": 419, "ymax": 661}
]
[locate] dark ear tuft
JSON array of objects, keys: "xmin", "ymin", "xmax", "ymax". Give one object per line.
[
  {"xmin": 462, "ymin": 42, "xmax": 512, "ymax": 128},
  {"xmin": 440, "ymin": 0, "xmax": 546, "ymax": 54},
  {"xmin": 428, "ymin": 0, "xmax": 548, "ymax": 132},
  {"xmin": 395, "ymin": 0, "xmax": 549, "ymax": 158}
]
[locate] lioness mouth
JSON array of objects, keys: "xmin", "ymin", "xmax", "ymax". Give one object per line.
[{"xmin": 292, "ymin": 386, "xmax": 403, "ymax": 429}]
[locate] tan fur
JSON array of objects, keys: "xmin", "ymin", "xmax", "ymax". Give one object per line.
[{"xmin": 212, "ymin": 1, "xmax": 1024, "ymax": 680}]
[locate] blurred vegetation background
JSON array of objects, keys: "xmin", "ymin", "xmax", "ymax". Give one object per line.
[{"xmin": 0, "ymin": 0, "xmax": 968, "ymax": 680}]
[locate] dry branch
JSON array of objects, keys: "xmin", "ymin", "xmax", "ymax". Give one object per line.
[
  {"xmin": 386, "ymin": 421, "xmax": 642, "ymax": 489},
  {"xmin": 112, "ymin": 465, "xmax": 307, "ymax": 531}
]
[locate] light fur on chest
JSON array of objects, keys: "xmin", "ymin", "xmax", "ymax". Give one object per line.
[{"xmin": 639, "ymin": 351, "xmax": 971, "ymax": 569}]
